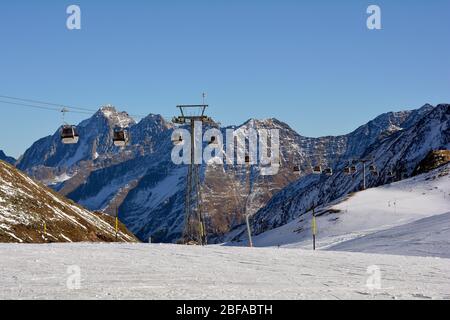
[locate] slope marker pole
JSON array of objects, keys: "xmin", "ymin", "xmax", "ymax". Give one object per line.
[
  {"xmin": 312, "ymin": 207, "xmax": 317, "ymax": 251},
  {"xmin": 115, "ymin": 206, "xmax": 119, "ymax": 242}
]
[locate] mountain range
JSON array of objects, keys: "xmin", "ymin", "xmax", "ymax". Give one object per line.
[
  {"xmin": 239, "ymin": 104, "xmax": 449, "ymax": 241},
  {"xmin": 12, "ymin": 103, "xmax": 450, "ymax": 243}
]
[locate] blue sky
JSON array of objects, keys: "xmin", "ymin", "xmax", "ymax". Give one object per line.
[{"xmin": 0, "ymin": 0, "xmax": 449, "ymax": 157}]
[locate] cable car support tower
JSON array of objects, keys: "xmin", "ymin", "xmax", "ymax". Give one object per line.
[{"xmin": 172, "ymin": 102, "xmax": 214, "ymax": 245}]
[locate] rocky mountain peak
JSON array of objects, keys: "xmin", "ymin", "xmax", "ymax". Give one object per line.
[
  {"xmin": 0, "ymin": 150, "xmax": 15, "ymax": 165},
  {"xmin": 93, "ymin": 105, "xmax": 136, "ymax": 128}
]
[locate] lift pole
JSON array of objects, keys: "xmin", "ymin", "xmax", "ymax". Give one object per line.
[
  {"xmin": 245, "ymin": 215, "xmax": 253, "ymax": 248},
  {"xmin": 363, "ymin": 162, "xmax": 366, "ymax": 190},
  {"xmin": 173, "ymin": 104, "xmax": 214, "ymax": 245},
  {"xmin": 245, "ymin": 162, "xmax": 254, "ymax": 248},
  {"xmin": 244, "ymin": 155, "xmax": 253, "ymax": 248},
  {"xmin": 360, "ymin": 158, "xmax": 373, "ymax": 190},
  {"xmin": 350, "ymin": 158, "xmax": 372, "ymax": 190}
]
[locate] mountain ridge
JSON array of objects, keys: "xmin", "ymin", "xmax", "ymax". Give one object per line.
[
  {"xmin": 0, "ymin": 150, "xmax": 15, "ymax": 165},
  {"xmin": 0, "ymin": 160, "xmax": 137, "ymax": 243}
]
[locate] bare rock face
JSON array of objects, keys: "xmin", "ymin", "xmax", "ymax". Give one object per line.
[
  {"xmin": 14, "ymin": 103, "xmax": 446, "ymax": 243},
  {"xmin": 0, "ymin": 160, "xmax": 137, "ymax": 243},
  {"xmin": 413, "ymin": 150, "xmax": 450, "ymax": 175}
]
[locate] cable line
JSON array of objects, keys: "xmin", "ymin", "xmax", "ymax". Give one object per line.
[
  {"xmin": 0, "ymin": 94, "xmax": 96, "ymax": 112},
  {"xmin": 0, "ymin": 99, "xmax": 93, "ymax": 115},
  {"xmin": 0, "ymin": 94, "xmax": 163, "ymax": 119},
  {"xmin": 0, "ymin": 93, "xmax": 178, "ymax": 121}
]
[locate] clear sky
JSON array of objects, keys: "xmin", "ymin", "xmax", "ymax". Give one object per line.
[{"xmin": 0, "ymin": 0, "xmax": 449, "ymax": 158}]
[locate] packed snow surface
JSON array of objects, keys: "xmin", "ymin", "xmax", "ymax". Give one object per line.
[
  {"xmin": 0, "ymin": 243, "xmax": 449, "ymax": 300},
  {"xmin": 329, "ymin": 212, "xmax": 450, "ymax": 258}
]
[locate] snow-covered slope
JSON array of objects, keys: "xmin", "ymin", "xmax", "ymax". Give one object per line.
[
  {"xmin": 0, "ymin": 243, "xmax": 449, "ymax": 300},
  {"xmin": 329, "ymin": 212, "xmax": 450, "ymax": 258},
  {"xmin": 0, "ymin": 160, "xmax": 137, "ymax": 243},
  {"xmin": 228, "ymin": 163, "xmax": 450, "ymax": 259}
]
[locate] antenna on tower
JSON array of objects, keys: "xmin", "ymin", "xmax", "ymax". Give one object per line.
[{"xmin": 202, "ymin": 92, "xmax": 207, "ymax": 105}]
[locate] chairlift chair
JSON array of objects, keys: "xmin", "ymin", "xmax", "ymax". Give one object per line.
[
  {"xmin": 369, "ymin": 164, "xmax": 378, "ymax": 176},
  {"xmin": 324, "ymin": 168, "xmax": 333, "ymax": 176},
  {"xmin": 61, "ymin": 125, "xmax": 79, "ymax": 144},
  {"xmin": 350, "ymin": 165, "xmax": 357, "ymax": 174},
  {"xmin": 293, "ymin": 165, "xmax": 300, "ymax": 173},
  {"xmin": 344, "ymin": 167, "xmax": 351, "ymax": 175}
]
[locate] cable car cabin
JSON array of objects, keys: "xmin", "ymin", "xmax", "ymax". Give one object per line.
[
  {"xmin": 172, "ymin": 135, "xmax": 183, "ymax": 145},
  {"xmin": 209, "ymin": 136, "xmax": 218, "ymax": 145},
  {"xmin": 113, "ymin": 129, "xmax": 129, "ymax": 147},
  {"xmin": 293, "ymin": 165, "xmax": 300, "ymax": 173},
  {"xmin": 312, "ymin": 166, "xmax": 322, "ymax": 174},
  {"xmin": 324, "ymin": 168, "xmax": 333, "ymax": 176},
  {"xmin": 61, "ymin": 125, "xmax": 79, "ymax": 144}
]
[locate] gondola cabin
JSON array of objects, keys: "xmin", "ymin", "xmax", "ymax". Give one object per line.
[
  {"xmin": 312, "ymin": 165, "xmax": 322, "ymax": 174},
  {"xmin": 209, "ymin": 136, "xmax": 218, "ymax": 145},
  {"xmin": 172, "ymin": 135, "xmax": 184, "ymax": 145},
  {"xmin": 61, "ymin": 125, "xmax": 79, "ymax": 144},
  {"xmin": 293, "ymin": 165, "xmax": 300, "ymax": 173}
]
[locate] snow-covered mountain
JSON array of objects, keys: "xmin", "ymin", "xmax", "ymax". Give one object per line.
[
  {"xmin": 15, "ymin": 103, "xmax": 447, "ymax": 243},
  {"xmin": 227, "ymin": 162, "xmax": 450, "ymax": 258},
  {"xmin": 0, "ymin": 160, "xmax": 137, "ymax": 243},
  {"xmin": 231, "ymin": 104, "xmax": 449, "ymax": 243},
  {"xmin": 0, "ymin": 150, "xmax": 15, "ymax": 165},
  {"xmin": 17, "ymin": 106, "xmax": 138, "ymax": 181}
]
